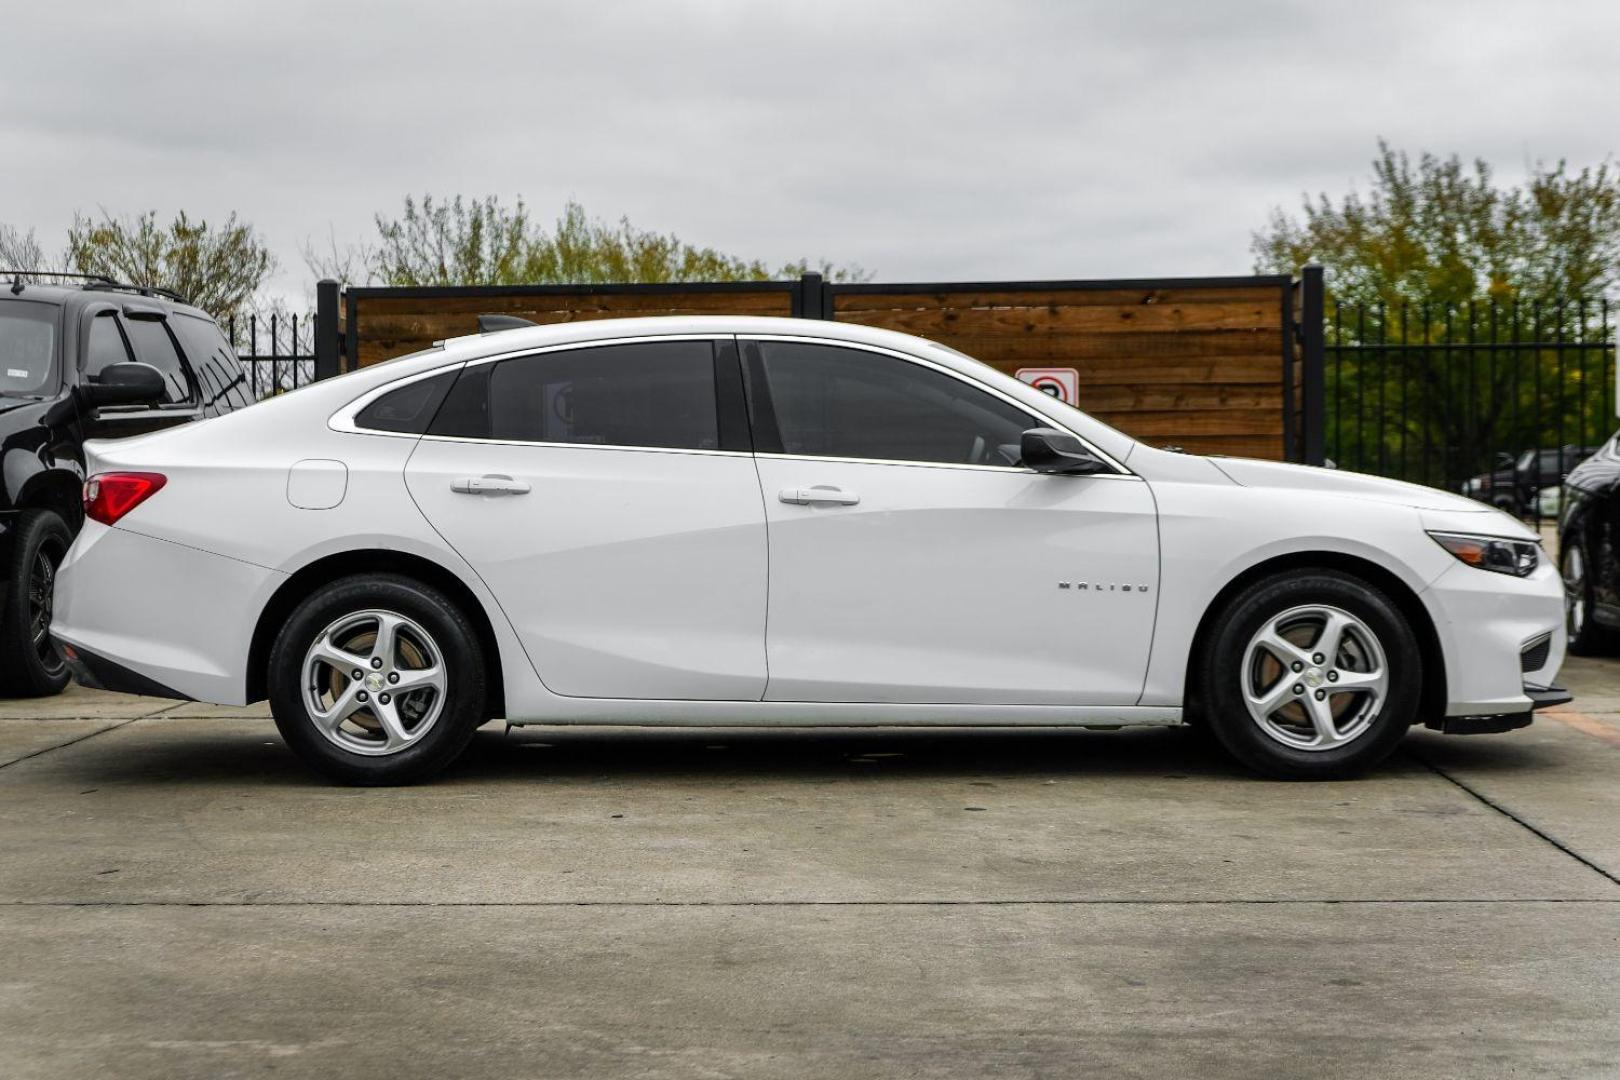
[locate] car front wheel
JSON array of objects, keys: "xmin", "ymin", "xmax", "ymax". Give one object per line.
[
  {"xmin": 267, "ymin": 573, "xmax": 488, "ymax": 784},
  {"xmin": 1198, "ymin": 570, "xmax": 1420, "ymax": 779}
]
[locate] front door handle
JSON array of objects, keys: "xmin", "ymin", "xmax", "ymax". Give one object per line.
[
  {"xmin": 779, "ymin": 485, "xmax": 860, "ymax": 506},
  {"xmin": 451, "ymin": 474, "xmax": 531, "ymax": 496}
]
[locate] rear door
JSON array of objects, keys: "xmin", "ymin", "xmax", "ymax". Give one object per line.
[{"xmin": 403, "ymin": 337, "xmax": 769, "ymax": 701}]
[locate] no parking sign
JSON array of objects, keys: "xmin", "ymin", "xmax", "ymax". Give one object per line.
[{"xmin": 1015, "ymin": 367, "xmax": 1079, "ymax": 405}]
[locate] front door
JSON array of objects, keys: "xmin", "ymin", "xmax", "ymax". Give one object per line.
[
  {"xmin": 743, "ymin": 339, "xmax": 1159, "ymax": 705},
  {"xmin": 405, "ymin": 337, "xmax": 768, "ymax": 701}
]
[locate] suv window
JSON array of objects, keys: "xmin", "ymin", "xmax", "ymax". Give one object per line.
[
  {"xmin": 431, "ymin": 341, "xmax": 720, "ymax": 450},
  {"xmin": 83, "ymin": 312, "xmax": 134, "ymax": 381},
  {"xmin": 120, "ymin": 318, "xmax": 191, "ymax": 404},
  {"xmin": 0, "ymin": 300, "xmax": 59, "ymax": 396},
  {"xmin": 745, "ymin": 341, "xmax": 1036, "ymax": 467},
  {"xmin": 170, "ymin": 313, "xmax": 253, "ymax": 416}
]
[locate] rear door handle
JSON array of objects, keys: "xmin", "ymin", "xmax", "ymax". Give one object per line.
[
  {"xmin": 779, "ymin": 485, "xmax": 860, "ymax": 506},
  {"xmin": 451, "ymin": 474, "xmax": 531, "ymax": 496}
]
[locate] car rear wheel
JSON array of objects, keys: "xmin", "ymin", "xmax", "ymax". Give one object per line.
[
  {"xmin": 0, "ymin": 509, "xmax": 73, "ymax": 697},
  {"xmin": 268, "ymin": 573, "xmax": 487, "ymax": 784},
  {"xmin": 1198, "ymin": 570, "xmax": 1420, "ymax": 779}
]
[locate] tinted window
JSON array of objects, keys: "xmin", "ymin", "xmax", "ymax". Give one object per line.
[
  {"xmin": 747, "ymin": 342, "xmax": 1036, "ymax": 467},
  {"xmin": 355, "ymin": 370, "xmax": 458, "ymax": 434},
  {"xmin": 170, "ymin": 314, "xmax": 253, "ymax": 416},
  {"xmin": 120, "ymin": 318, "xmax": 191, "ymax": 404},
  {"xmin": 0, "ymin": 301, "xmax": 59, "ymax": 395},
  {"xmin": 83, "ymin": 312, "xmax": 133, "ymax": 381},
  {"xmin": 431, "ymin": 341, "xmax": 719, "ymax": 450}
]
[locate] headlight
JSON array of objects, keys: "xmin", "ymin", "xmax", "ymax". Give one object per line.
[
  {"xmin": 1463, "ymin": 478, "xmax": 1482, "ymax": 494},
  {"xmin": 1428, "ymin": 531, "xmax": 1540, "ymax": 577}
]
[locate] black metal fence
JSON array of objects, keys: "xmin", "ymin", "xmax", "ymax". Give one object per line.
[
  {"xmin": 226, "ymin": 312, "xmax": 315, "ymax": 400},
  {"xmin": 1325, "ymin": 297, "xmax": 1616, "ymax": 520}
]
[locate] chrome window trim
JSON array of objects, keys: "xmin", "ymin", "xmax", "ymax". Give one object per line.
[
  {"xmin": 738, "ymin": 333, "xmax": 1133, "ymax": 476},
  {"xmin": 329, "ymin": 331, "xmax": 1134, "ymax": 478}
]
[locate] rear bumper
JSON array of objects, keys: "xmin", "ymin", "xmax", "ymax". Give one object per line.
[
  {"xmin": 51, "ymin": 522, "xmax": 283, "ymax": 705},
  {"xmin": 57, "ymin": 640, "xmax": 191, "ymax": 700}
]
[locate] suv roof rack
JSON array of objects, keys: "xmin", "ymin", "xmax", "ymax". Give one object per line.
[{"xmin": 4, "ymin": 269, "xmax": 190, "ymax": 305}]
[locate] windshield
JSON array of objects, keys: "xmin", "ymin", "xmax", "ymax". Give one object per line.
[{"xmin": 0, "ymin": 301, "xmax": 59, "ymax": 396}]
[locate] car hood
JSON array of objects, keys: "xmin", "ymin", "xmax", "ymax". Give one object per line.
[{"xmin": 1209, "ymin": 456, "xmax": 1505, "ymax": 514}]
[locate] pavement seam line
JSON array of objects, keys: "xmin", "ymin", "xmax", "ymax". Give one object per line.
[
  {"xmin": 0, "ymin": 703, "xmax": 182, "ymax": 774},
  {"xmin": 1410, "ymin": 750, "xmax": 1620, "ymax": 890},
  {"xmin": 3, "ymin": 898, "xmax": 1618, "ymax": 909}
]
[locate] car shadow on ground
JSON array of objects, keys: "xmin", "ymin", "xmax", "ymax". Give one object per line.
[{"xmin": 43, "ymin": 719, "xmax": 1562, "ymax": 789}]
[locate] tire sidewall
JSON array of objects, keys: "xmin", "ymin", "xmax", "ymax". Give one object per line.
[
  {"xmin": 268, "ymin": 574, "xmax": 487, "ymax": 784},
  {"xmin": 1202, "ymin": 571, "xmax": 1420, "ymax": 779},
  {"xmin": 3, "ymin": 509, "xmax": 73, "ymax": 697},
  {"xmin": 1561, "ymin": 539, "xmax": 1609, "ymax": 656}
]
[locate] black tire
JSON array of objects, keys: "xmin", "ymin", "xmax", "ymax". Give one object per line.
[
  {"xmin": 1561, "ymin": 538, "xmax": 1616, "ymax": 656},
  {"xmin": 267, "ymin": 573, "xmax": 487, "ymax": 785},
  {"xmin": 0, "ymin": 509, "xmax": 73, "ymax": 698},
  {"xmin": 1197, "ymin": 570, "xmax": 1421, "ymax": 780}
]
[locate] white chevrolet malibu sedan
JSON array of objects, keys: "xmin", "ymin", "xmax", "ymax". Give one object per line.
[{"xmin": 51, "ymin": 316, "xmax": 1568, "ymax": 784}]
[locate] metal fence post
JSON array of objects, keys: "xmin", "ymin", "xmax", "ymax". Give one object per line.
[
  {"xmin": 314, "ymin": 279, "xmax": 341, "ymax": 381},
  {"xmin": 1300, "ymin": 264, "xmax": 1326, "ymax": 466},
  {"xmin": 793, "ymin": 272, "xmax": 827, "ymax": 320}
]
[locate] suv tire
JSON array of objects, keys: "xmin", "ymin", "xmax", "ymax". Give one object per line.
[{"xmin": 0, "ymin": 509, "xmax": 73, "ymax": 697}]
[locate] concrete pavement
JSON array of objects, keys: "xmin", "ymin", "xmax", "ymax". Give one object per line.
[{"xmin": 0, "ymin": 665, "xmax": 1616, "ymax": 1078}]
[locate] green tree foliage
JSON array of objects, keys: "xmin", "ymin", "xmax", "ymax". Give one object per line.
[
  {"xmin": 1253, "ymin": 140, "xmax": 1620, "ymax": 307},
  {"xmin": 1255, "ymin": 143, "xmax": 1620, "ymax": 484},
  {"xmin": 66, "ymin": 210, "xmax": 274, "ymax": 319},
  {"xmin": 344, "ymin": 196, "xmax": 867, "ymax": 287}
]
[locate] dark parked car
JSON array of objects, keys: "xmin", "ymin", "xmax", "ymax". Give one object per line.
[
  {"xmin": 1462, "ymin": 445, "xmax": 1599, "ymax": 516},
  {"xmin": 0, "ymin": 272, "xmax": 255, "ymax": 695},
  {"xmin": 1557, "ymin": 431, "xmax": 1620, "ymax": 654}
]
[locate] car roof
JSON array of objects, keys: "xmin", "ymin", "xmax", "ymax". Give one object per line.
[{"xmin": 437, "ymin": 314, "xmax": 964, "ymax": 358}]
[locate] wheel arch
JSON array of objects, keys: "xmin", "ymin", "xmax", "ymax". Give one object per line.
[
  {"xmin": 245, "ymin": 549, "xmax": 505, "ymax": 718},
  {"xmin": 1183, "ymin": 550, "xmax": 1446, "ymax": 723},
  {"xmin": 9, "ymin": 468, "xmax": 85, "ymax": 534}
]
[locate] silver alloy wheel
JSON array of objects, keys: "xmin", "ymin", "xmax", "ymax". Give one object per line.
[
  {"xmin": 301, "ymin": 609, "xmax": 447, "ymax": 756},
  {"xmin": 1563, "ymin": 545, "xmax": 1586, "ymax": 640},
  {"xmin": 1240, "ymin": 603, "xmax": 1390, "ymax": 751}
]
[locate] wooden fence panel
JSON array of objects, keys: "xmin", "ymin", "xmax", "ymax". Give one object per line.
[
  {"xmin": 342, "ymin": 275, "xmax": 1302, "ymax": 461},
  {"xmin": 829, "ymin": 281, "xmax": 1293, "ymax": 459}
]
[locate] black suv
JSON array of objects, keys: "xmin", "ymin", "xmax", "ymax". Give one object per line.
[{"xmin": 0, "ymin": 272, "xmax": 255, "ymax": 695}]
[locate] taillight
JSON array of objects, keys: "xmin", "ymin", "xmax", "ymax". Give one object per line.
[{"xmin": 83, "ymin": 472, "xmax": 167, "ymax": 526}]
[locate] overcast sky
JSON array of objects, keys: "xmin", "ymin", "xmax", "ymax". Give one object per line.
[{"xmin": 4, "ymin": 1, "xmax": 1618, "ymax": 304}]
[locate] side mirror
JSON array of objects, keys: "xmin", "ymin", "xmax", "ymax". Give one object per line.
[
  {"xmin": 81, "ymin": 362, "xmax": 168, "ymax": 408},
  {"xmin": 1020, "ymin": 427, "xmax": 1108, "ymax": 474}
]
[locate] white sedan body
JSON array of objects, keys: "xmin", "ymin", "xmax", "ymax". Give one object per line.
[{"xmin": 51, "ymin": 316, "xmax": 1564, "ymax": 754}]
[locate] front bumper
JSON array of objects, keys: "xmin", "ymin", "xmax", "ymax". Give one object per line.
[{"xmin": 1423, "ymin": 552, "xmax": 1567, "ymax": 719}]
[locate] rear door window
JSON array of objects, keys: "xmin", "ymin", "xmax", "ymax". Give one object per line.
[{"xmin": 430, "ymin": 340, "xmax": 720, "ymax": 451}]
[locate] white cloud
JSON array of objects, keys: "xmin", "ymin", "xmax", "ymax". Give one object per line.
[{"xmin": 3, "ymin": 0, "xmax": 1616, "ymax": 304}]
